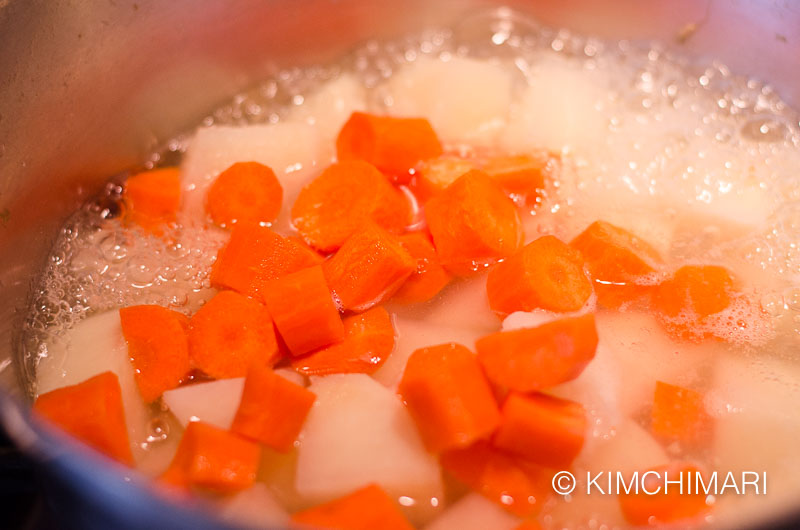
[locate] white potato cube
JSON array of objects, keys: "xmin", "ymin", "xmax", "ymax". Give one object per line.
[
  {"xmin": 423, "ymin": 493, "xmax": 519, "ymax": 530},
  {"xmin": 288, "ymin": 74, "xmax": 367, "ymax": 147},
  {"xmin": 162, "ymin": 377, "xmax": 244, "ymax": 429},
  {"xmin": 217, "ymin": 483, "xmax": 290, "ymax": 529}
]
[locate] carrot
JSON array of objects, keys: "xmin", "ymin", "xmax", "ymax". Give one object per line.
[
  {"xmin": 441, "ymin": 441, "xmax": 549, "ymax": 518},
  {"xmin": 291, "ymin": 160, "xmax": 411, "ymax": 252},
  {"xmin": 570, "ymin": 221, "xmax": 662, "ymax": 309},
  {"xmin": 652, "ymin": 265, "xmax": 735, "ymax": 341},
  {"xmin": 493, "ymin": 392, "xmax": 586, "ymax": 469},
  {"xmin": 482, "ymin": 153, "xmax": 551, "ymax": 207},
  {"xmin": 230, "ymin": 364, "xmax": 315, "ymax": 452},
  {"xmin": 425, "ymin": 170, "xmax": 522, "ymax": 276},
  {"xmin": 322, "ymin": 223, "xmax": 416, "ymax": 311},
  {"xmin": 261, "ymin": 265, "xmax": 345, "ymax": 356},
  {"xmin": 618, "ymin": 463, "xmax": 711, "ymax": 525},
  {"xmin": 119, "ymin": 305, "xmax": 191, "ymax": 402},
  {"xmin": 651, "ymin": 381, "xmax": 712, "ymax": 447},
  {"xmin": 187, "ymin": 290, "xmax": 280, "ymax": 379},
  {"xmin": 486, "ymin": 235, "xmax": 592, "ymax": 316},
  {"xmin": 336, "ymin": 112, "xmax": 443, "ymax": 184},
  {"xmin": 391, "ymin": 232, "xmax": 451, "ymax": 304},
  {"xmin": 205, "ymin": 161, "xmax": 283, "ymax": 227},
  {"xmin": 291, "ymin": 306, "xmax": 395, "ymax": 376},
  {"xmin": 161, "ymin": 421, "xmax": 260, "ymax": 493},
  {"xmin": 34, "ymin": 372, "xmax": 133, "ymax": 466},
  {"xmin": 475, "ymin": 314, "xmax": 598, "ymax": 392},
  {"xmin": 291, "ymin": 483, "xmax": 414, "ymax": 530},
  {"xmin": 412, "ymin": 156, "xmax": 476, "ymax": 203},
  {"xmin": 398, "ymin": 343, "xmax": 501, "ymax": 453},
  {"xmin": 123, "ymin": 167, "xmax": 181, "ymax": 233},
  {"xmin": 514, "ymin": 521, "xmax": 543, "ymax": 530},
  {"xmin": 210, "ymin": 223, "xmax": 323, "ymax": 299}
]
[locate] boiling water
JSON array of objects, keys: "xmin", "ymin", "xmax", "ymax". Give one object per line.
[{"xmin": 21, "ymin": 8, "xmax": 800, "ymax": 529}]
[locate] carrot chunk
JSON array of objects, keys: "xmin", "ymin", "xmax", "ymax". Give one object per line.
[
  {"xmin": 261, "ymin": 265, "xmax": 345, "ymax": 356},
  {"xmin": 475, "ymin": 314, "xmax": 598, "ymax": 392},
  {"xmin": 161, "ymin": 421, "xmax": 260, "ymax": 493},
  {"xmin": 425, "ymin": 170, "xmax": 522, "ymax": 276},
  {"xmin": 34, "ymin": 372, "xmax": 133, "ymax": 465},
  {"xmin": 336, "ymin": 112, "xmax": 443, "ymax": 183},
  {"xmin": 210, "ymin": 223, "xmax": 322, "ymax": 299},
  {"xmin": 123, "ymin": 167, "xmax": 181, "ymax": 233},
  {"xmin": 482, "ymin": 153, "xmax": 551, "ymax": 207},
  {"xmin": 412, "ymin": 156, "xmax": 476, "ymax": 203},
  {"xmin": 493, "ymin": 392, "xmax": 586, "ymax": 469},
  {"xmin": 570, "ymin": 220, "xmax": 662, "ymax": 309},
  {"xmin": 291, "ymin": 483, "xmax": 414, "ymax": 530},
  {"xmin": 391, "ymin": 232, "xmax": 451, "ymax": 304},
  {"xmin": 514, "ymin": 521, "xmax": 543, "ymax": 530},
  {"xmin": 322, "ymin": 223, "xmax": 416, "ymax": 312},
  {"xmin": 291, "ymin": 160, "xmax": 411, "ymax": 252},
  {"xmin": 231, "ymin": 364, "xmax": 315, "ymax": 452},
  {"xmin": 441, "ymin": 441, "xmax": 549, "ymax": 518},
  {"xmin": 651, "ymin": 381, "xmax": 712, "ymax": 447},
  {"xmin": 486, "ymin": 235, "xmax": 592, "ymax": 315},
  {"xmin": 291, "ymin": 306, "xmax": 395, "ymax": 376},
  {"xmin": 187, "ymin": 290, "xmax": 280, "ymax": 379},
  {"xmin": 205, "ymin": 161, "xmax": 283, "ymax": 227},
  {"xmin": 119, "ymin": 305, "xmax": 191, "ymax": 402},
  {"xmin": 618, "ymin": 463, "xmax": 711, "ymax": 525},
  {"xmin": 398, "ymin": 343, "xmax": 501, "ymax": 453}
]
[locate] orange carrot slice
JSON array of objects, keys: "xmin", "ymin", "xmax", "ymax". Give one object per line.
[
  {"xmin": 482, "ymin": 153, "xmax": 551, "ymax": 207},
  {"xmin": 210, "ymin": 223, "xmax": 323, "ymax": 299},
  {"xmin": 493, "ymin": 392, "xmax": 586, "ymax": 469},
  {"xmin": 291, "ymin": 306, "xmax": 395, "ymax": 376},
  {"xmin": 336, "ymin": 112, "xmax": 443, "ymax": 184},
  {"xmin": 34, "ymin": 372, "xmax": 133, "ymax": 466},
  {"xmin": 291, "ymin": 160, "xmax": 411, "ymax": 252},
  {"xmin": 651, "ymin": 381, "xmax": 712, "ymax": 447},
  {"xmin": 187, "ymin": 290, "xmax": 280, "ymax": 379},
  {"xmin": 570, "ymin": 221, "xmax": 662, "ymax": 309},
  {"xmin": 475, "ymin": 314, "xmax": 598, "ymax": 392},
  {"xmin": 441, "ymin": 441, "xmax": 549, "ymax": 518},
  {"xmin": 119, "ymin": 305, "xmax": 191, "ymax": 402},
  {"xmin": 392, "ymin": 232, "xmax": 451, "ymax": 304},
  {"xmin": 398, "ymin": 343, "xmax": 501, "ymax": 453},
  {"xmin": 123, "ymin": 167, "xmax": 181, "ymax": 233},
  {"xmin": 322, "ymin": 223, "xmax": 416, "ymax": 312},
  {"xmin": 205, "ymin": 161, "xmax": 283, "ymax": 227},
  {"xmin": 514, "ymin": 521, "xmax": 543, "ymax": 530},
  {"xmin": 618, "ymin": 463, "xmax": 711, "ymax": 525},
  {"xmin": 161, "ymin": 421, "xmax": 260, "ymax": 493},
  {"xmin": 486, "ymin": 235, "xmax": 592, "ymax": 316},
  {"xmin": 261, "ymin": 265, "xmax": 345, "ymax": 356},
  {"xmin": 231, "ymin": 364, "xmax": 315, "ymax": 452},
  {"xmin": 412, "ymin": 156, "xmax": 476, "ymax": 203},
  {"xmin": 291, "ymin": 483, "xmax": 414, "ymax": 530},
  {"xmin": 425, "ymin": 170, "xmax": 522, "ymax": 276}
]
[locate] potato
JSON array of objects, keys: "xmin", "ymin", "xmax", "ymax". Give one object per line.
[
  {"xmin": 288, "ymin": 74, "xmax": 367, "ymax": 148},
  {"xmin": 423, "ymin": 493, "xmax": 519, "ymax": 530},
  {"xmin": 162, "ymin": 377, "xmax": 245, "ymax": 429},
  {"xmin": 217, "ymin": 483, "xmax": 290, "ymax": 529}
]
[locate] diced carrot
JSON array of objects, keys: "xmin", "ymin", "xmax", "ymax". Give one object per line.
[
  {"xmin": 412, "ymin": 156, "xmax": 476, "ymax": 202},
  {"xmin": 291, "ymin": 306, "xmax": 395, "ymax": 376},
  {"xmin": 119, "ymin": 305, "xmax": 191, "ymax": 402},
  {"xmin": 322, "ymin": 223, "xmax": 416, "ymax": 312},
  {"xmin": 34, "ymin": 372, "xmax": 133, "ymax": 466},
  {"xmin": 187, "ymin": 290, "xmax": 280, "ymax": 379},
  {"xmin": 493, "ymin": 392, "xmax": 586, "ymax": 469},
  {"xmin": 486, "ymin": 235, "xmax": 592, "ymax": 315},
  {"xmin": 618, "ymin": 463, "xmax": 711, "ymax": 525},
  {"xmin": 570, "ymin": 221, "xmax": 662, "ymax": 309},
  {"xmin": 514, "ymin": 521, "xmax": 543, "ymax": 530},
  {"xmin": 652, "ymin": 265, "xmax": 736, "ymax": 341},
  {"xmin": 398, "ymin": 343, "xmax": 501, "ymax": 453},
  {"xmin": 482, "ymin": 153, "xmax": 551, "ymax": 207},
  {"xmin": 161, "ymin": 421, "xmax": 260, "ymax": 493},
  {"xmin": 291, "ymin": 160, "xmax": 411, "ymax": 252},
  {"xmin": 392, "ymin": 232, "xmax": 451, "ymax": 304},
  {"xmin": 210, "ymin": 223, "xmax": 323, "ymax": 299},
  {"xmin": 231, "ymin": 364, "xmax": 315, "ymax": 452},
  {"xmin": 205, "ymin": 161, "xmax": 283, "ymax": 227},
  {"xmin": 425, "ymin": 170, "xmax": 522, "ymax": 276},
  {"xmin": 475, "ymin": 314, "xmax": 598, "ymax": 392},
  {"xmin": 441, "ymin": 441, "xmax": 549, "ymax": 518},
  {"xmin": 336, "ymin": 112, "xmax": 443, "ymax": 184},
  {"xmin": 122, "ymin": 167, "xmax": 181, "ymax": 233},
  {"xmin": 261, "ymin": 265, "xmax": 345, "ymax": 356},
  {"xmin": 651, "ymin": 381, "xmax": 712, "ymax": 447},
  {"xmin": 287, "ymin": 235, "xmax": 326, "ymax": 261},
  {"xmin": 291, "ymin": 483, "xmax": 414, "ymax": 530}
]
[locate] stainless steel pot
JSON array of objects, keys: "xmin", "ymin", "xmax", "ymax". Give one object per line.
[{"xmin": 2, "ymin": 1, "xmax": 799, "ymax": 527}]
